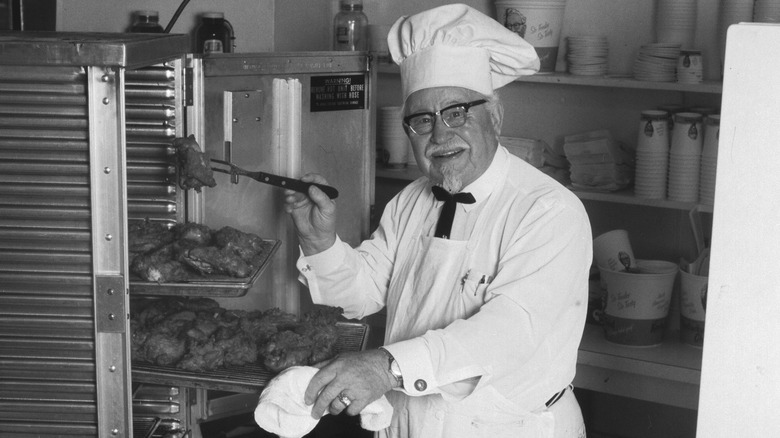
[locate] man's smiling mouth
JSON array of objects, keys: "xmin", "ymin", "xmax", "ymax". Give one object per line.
[{"xmin": 431, "ymin": 149, "xmax": 464, "ymax": 160}]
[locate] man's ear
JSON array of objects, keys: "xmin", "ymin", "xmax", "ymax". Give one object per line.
[{"xmin": 491, "ymin": 100, "xmax": 504, "ymax": 139}]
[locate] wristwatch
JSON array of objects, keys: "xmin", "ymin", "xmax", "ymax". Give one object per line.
[{"xmin": 379, "ymin": 347, "xmax": 403, "ymax": 388}]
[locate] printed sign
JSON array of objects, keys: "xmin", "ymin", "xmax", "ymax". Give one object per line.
[{"xmin": 310, "ymin": 74, "xmax": 365, "ymax": 112}]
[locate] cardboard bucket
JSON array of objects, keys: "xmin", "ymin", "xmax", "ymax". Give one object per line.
[
  {"xmin": 593, "ymin": 229, "xmax": 637, "ymax": 273},
  {"xmin": 598, "ymin": 260, "xmax": 678, "ymax": 346},
  {"xmin": 495, "ymin": 0, "xmax": 567, "ymax": 72},
  {"xmin": 679, "ymin": 268, "xmax": 707, "ymax": 347}
]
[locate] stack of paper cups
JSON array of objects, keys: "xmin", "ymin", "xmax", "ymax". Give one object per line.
[
  {"xmin": 668, "ymin": 112, "xmax": 703, "ymax": 203},
  {"xmin": 754, "ymin": 0, "xmax": 780, "ymax": 22},
  {"xmin": 378, "ymin": 106, "xmax": 409, "ymax": 168},
  {"xmin": 676, "ymin": 50, "xmax": 703, "ymax": 84},
  {"xmin": 699, "ymin": 115, "xmax": 720, "ymax": 205},
  {"xmin": 717, "ymin": 0, "xmax": 754, "ymax": 75},
  {"xmin": 658, "ymin": 103, "xmax": 687, "ymax": 131},
  {"xmin": 634, "ymin": 110, "xmax": 671, "ymax": 200},
  {"xmin": 656, "ymin": 0, "xmax": 697, "ymax": 48}
]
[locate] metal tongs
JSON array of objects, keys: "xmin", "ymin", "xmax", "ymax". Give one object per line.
[{"xmin": 211, "ymin": 159, "xmax": 339, "ymax": 199}]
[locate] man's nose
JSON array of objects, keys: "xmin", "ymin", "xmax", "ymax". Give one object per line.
[{"xmin": 429, "ymin": 115, "xmax": 453, "ymax": 143}]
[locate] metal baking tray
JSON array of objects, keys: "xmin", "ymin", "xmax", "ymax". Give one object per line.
[
  {"xmin": 128, "ymin": 238, "xmax": 281, "ymax": 297},
  {"xmin": 131, "ymin": 321, "xmax": 369, "ymax": 393}
]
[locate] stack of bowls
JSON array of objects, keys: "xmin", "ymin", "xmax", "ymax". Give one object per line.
[
  {"xmin": 655, "ymin": 0, "xmax": 697, "ymax": 48},
  {"xmin": 633, "ymin": 43, "xmax": 680, "ymax": 82},
  {"xmin": 717, "ymin": 0, "xmax": 754, "ymax": 73},
  {"xmin": 754, "ymin": 0, "xmax": 780, "ymax": 22},
  {"xmin": 378, "ymin": 106, "xmax": 409, "ymax": 169},
  {"xmin": 634, "ymin": 110, "xmax": 671, "ymax": 200},
  {"xmin": 566, "ymin": 35, "xmax": 609, "ymax": 76},
  {"xmin": 668, "ymin": 112, "xmax": 703, "ymax": 203},
  {"xmin": 699, "ymin": 115, "xmax": 720, "ymax": 205}
]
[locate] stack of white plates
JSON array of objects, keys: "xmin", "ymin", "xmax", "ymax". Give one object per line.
[
  {"xmin": 754, "ymin": 0, "xmax": 780, "ymax": 22},
  {"xmin": 633, "ymin": 43, "xmax": 681, "ymax": 82},
  {"xmin": 566, "ymin": 35, "xmax": 609, "ymax": 76},
  {"xmin": 717, "ymin": 0, "xmax": 754, "ymax": 72},
  {"xmin": 378, "ymin": 106, "xmax": 409, "ymax": 168},
  {"xmin": 656, "ymin": 0, "xmax": 697, "ymax": 48}
]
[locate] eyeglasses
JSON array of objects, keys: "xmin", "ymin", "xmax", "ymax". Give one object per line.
[{"xmin": 403, "ymin": 99, "xmax": 488, "ymax": 135}]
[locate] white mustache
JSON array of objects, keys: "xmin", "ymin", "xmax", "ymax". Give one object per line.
[{"xmin": 427, "ymin": 140, "xmax": 468, "ymax": 157}]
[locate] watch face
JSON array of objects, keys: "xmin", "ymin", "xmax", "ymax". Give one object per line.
[{"xmin": 390, "ymin": 359, "xmax": 401, "ymax": 375}]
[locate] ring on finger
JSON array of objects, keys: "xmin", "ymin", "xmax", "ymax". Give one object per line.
[{"xmin": 336, "ymin": 392, "xmax": 352, "ymax": 407}]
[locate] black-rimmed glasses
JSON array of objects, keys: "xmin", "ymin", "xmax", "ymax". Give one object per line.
[{"xmin": 403, "ymin": 99, "xmax": 487, "ymax": 135}]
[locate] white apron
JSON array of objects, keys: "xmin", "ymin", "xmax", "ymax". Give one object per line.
[{"xmin": 378, "ymin": 184, "xmax": 584, "ymax": 438}]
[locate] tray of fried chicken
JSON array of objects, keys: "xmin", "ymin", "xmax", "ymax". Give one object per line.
[
  {"xmin": 128, "ymin": 219, "xmax": 280, "ymax": 296},
  {"xmin": 130, "ymin": 297, "xmax": 368, "ymax": 393}
]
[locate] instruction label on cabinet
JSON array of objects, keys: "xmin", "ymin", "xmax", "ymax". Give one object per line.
[{"xmin": 310, "ymin": 74, "xmax": 366, "ymax": 112}]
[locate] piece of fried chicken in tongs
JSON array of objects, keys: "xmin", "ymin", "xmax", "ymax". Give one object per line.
[{"xmin": 173, "ymin": 134, "xmax": 216, "ymax": 192}]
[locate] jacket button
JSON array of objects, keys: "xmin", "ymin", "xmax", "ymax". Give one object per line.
[{"xmin": 414, "ymin": 379, "xmax": 427, "ymax": 391}]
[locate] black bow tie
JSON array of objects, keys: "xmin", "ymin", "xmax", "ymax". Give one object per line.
[{"xmin": 431, "ymin": 186, "xmax": 475, "ymax": 239}]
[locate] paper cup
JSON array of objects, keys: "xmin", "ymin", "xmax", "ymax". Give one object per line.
[
  {"xmin": 679, "ymin": 268, "xmax": 707, "ymax": 347},
  {"xmin": 597, "ymin": 260, "xmax": 678, "ymax": 346},
  {"xmin": 495, "ymin": 0, "xmax": 567, "ymax": 72},
  {"xmin": 593, "ymin": 229, "xmax": 637, "ymax": 272}
]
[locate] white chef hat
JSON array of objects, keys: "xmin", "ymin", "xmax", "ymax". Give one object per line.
[{"xmin": 387, "ymin": 3, "xmax": 540, "ymax": 101}]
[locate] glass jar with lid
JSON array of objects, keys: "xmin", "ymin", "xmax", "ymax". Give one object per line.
[
  {"xmin": 129, "ymin": 10, "xmax": 164, "ymax": 33},
  {"xmin": 195, "ymin": 12, "xmax": 235, "ymax": 54},
  {"xmin": 333, "ymin": 0, "xmax": 368, "ymax": 51}
]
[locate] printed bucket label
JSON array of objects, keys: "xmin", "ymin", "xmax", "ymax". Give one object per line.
[
  {"xmin": 602, "ymin": 314, "xmax": 666, "ymax": 346},
  {"xmin": 680, "ymin": 316, "xmax": 705, "ymax": 347}
]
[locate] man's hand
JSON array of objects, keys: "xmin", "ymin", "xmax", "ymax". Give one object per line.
[
  {"xmin": 304, "ymin": 349, "xmax": 397, "ymax": 418},
  {"xmin": 283, "ymin": 173, "xmax": 338, "ymax": 255}
]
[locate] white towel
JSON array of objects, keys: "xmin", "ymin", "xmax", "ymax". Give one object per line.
[{"xmin": 254, "ymin": 366, "xmax": 393, "ymax": 438}]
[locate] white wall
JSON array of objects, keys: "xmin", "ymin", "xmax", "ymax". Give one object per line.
[{"xmin": 56, "ymin": 0, "xmax": 274, "ymax": 53}]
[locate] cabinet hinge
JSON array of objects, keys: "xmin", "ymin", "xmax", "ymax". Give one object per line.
[{"xmin": 95, "ymin": 275, "xmax": 126, "ymax": 333}]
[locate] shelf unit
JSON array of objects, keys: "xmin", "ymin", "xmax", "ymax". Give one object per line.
[
  {"xmin": 575, "ymin": 324, "xmax": 702, "ymax": 410},
  {"xmin": 377, "ymin": 167, "xmax": 714, "ymax": 213},
  {"xmin": 376, "ymin": 63, "xmax": 723, "ymax": 95}
]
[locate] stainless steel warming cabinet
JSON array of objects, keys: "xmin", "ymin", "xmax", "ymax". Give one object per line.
[
  {"xmin": 0, "ymin": 32, "xmax": 374, "ymax": 438},
  {"xmin": 0, "ymin": 32, "xmax": 190, "ymax": 437}
]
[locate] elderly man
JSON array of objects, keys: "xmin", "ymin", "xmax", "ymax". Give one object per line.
[{"xmin": 283, "ymin": 4, "xmax": 592, "ymax": 438}]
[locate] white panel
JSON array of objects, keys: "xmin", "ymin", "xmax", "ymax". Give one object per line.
[{"xmin": 697, "ymin": 23, "xmax": 780, "ymax": 437}]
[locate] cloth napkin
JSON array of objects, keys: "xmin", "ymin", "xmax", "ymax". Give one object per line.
[{"xmin": 254, "ymin": 366, "xmax": 393, "ymax": 438}]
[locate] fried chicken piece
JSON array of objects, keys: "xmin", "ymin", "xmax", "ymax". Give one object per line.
[
  {"xmin": 130, "ymin": 244, "xmax": 190, "ymax": 283},
  {"xmin": 143, "ymin": 332, "xmax": 187, "ymax": 366},
  {"xmin": 134, "ymin": 297, "xmax": 186, "ymax": 327},
  {"xmin": 178, "ymin": 339, "xmax": 225, "ymax": 371},
  {"xmin": 261, "ymin": 330, "xmax": 315, "ymax": 373},
  {"xmin": 295, "ymin": 306, "xmax": 343, "ymax": 364},
  {"xmin": 173, "ymin": 135, "xmax": 216, "ymax": 192},
  {"xmin": 128, "ymin": 219, "xmax": 176, "ymax": 254},
  {"xmin": 131, "ymin": 244, "xmax": 191, "ymax": 282},
  {"xmin": 174, "ymin": 222, "xmax": 213, "ymax": 246},
  {"xmin": 214, "ymin": 226, "xmax": 267, "ymax": 263},
  {"xmin": 218, "ymin": 332, "xmax": 258, "ymax": 366},
  {"xmin": 181, "ymin": 246, "xmax": 252, "ymax": 277},
  {"xmin": 130, "ymin": 319, "xmax": 150, "ymax": 362}
]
